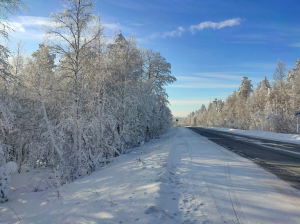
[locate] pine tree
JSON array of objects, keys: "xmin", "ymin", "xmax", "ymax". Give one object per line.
[{"xmin": 238, "ymin": 77, "xmax": 253, "ymax": 99}]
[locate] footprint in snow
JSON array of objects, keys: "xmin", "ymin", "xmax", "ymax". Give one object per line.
[{"xmin": 144, "ymin": 206, "xmax": 159, "ymax": 214}]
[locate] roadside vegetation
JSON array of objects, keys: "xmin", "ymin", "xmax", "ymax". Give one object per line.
[
  {"xmin": 180, "ymin": 59, "xmax": 300, "ymax": 134},
  {"xmin": 0, "ymin": 0, "xmax": 176, "ymax": 202}
]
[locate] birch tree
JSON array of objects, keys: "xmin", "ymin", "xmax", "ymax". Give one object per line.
[
  {"xmin": 273, "ymin": 59, "xmax": 286, "ymax": 89},
  {"xmin": 45, "ymin": 0, "xmax": 103, "ymax": 178}
]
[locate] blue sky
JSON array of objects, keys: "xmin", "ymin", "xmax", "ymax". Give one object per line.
[{"xmin": 7, "ymin": 0, "xmax": 300, "ymax": 117}]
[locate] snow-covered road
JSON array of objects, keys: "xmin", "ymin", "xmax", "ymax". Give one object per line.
[{"xmin": 2, "ymin": 127, "xmax": 300, "ymax": 224}]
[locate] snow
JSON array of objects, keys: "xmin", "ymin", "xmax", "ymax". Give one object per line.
[
  {"xmin": 1, "ymin": 127, "xmax": 300, "ymax": 223},
  {"xmin": 200, "ymin": 126, "xmax": 300, "ymax": 144},
  {"xmin": 4, "ymin": 162, "xmax": 18, "ymax": 174}
]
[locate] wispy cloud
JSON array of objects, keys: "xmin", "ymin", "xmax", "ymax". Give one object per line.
[
  {"xmin": 288, "ymin": 42, "xmax": 300, "ymax": 48},
  {"xmin": 225, "ymin": 33, "xmax": 268, "ymax": 45},
  {"xmin": 169, "ymin": 100, "xmax": 211, "ymax": 105},
  {"xmin": 8, "ymin": 16, "xmax": 49, "ymax": 33},
  {"xmin": 5, "ymin": 22, "xmax": 26, "ymax": 32},
  {"xmin": 169, "ymin": 74, "xmax": 240, "ymax": 88},
  {"xmin": 162, "ymin": 26, "xmax": 185, "ymax": 38},
  {"xmin": 151, "ymin": 18, "xmax": 242, "ymax": 40},
  {"xmin": 176, "ymin": 74, "xmax": 246, "ymax": 82},
  {"xmin": 103, "ymin": 23, "xmax": 121, "ymax": 30},
  {"xmin": 124, "ymin": 21, "xmax": 143, "ymax": 27},
  {"xmin": 193, "ymin": 73, "xmax": 245, "ymax": 80},
  {"xmin": 176, "ymin": 76, "xmax": 214, "ymax": 82},
  {"xmin": 5, "ymin": 16, "xmax": 50, "ymax": 41},
  {"xmin": 225, "ymin": 41, "xmax": 266, "ymax": 44},
  {"xmin": 169, "ymin": 84, "xmax": 239, "ymax": 89},
  {"xmin": 172, "ymin": 73, "xmax": 265, "ymax": 90},
  {"xmin": 235, "ymin": 34, "xmax": 266, "ymax": 40},
  {"xmin": 190, "ymin": 18, "xmax": 242, "ymax": 34},
  {"xmin": 149, "ymin": 32, "xmax": 160, "ymax": 39},
  {"xmin": 8, "ymin": 16, "xmax": 124, "ymax": 40},
  {"xmin": 17, "ymin": 16, "xmax": 49, "ymax": 26},
  {"xmin": 137, "ymin": 32, "xmax": 160, "ymax": 44}
]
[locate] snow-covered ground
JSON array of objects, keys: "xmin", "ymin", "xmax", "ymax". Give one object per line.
[
  {"xmin": 1, "ymin": 127, "xmax": 300, "ymax": 224},
  {"xmin": 199, "ymin": 126, "xmax": 300, "ymax": 144}
]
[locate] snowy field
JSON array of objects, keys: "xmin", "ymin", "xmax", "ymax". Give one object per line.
[
  {"xmin": 1, "ymin": 127, "xmax": 300, "ymax": 224},
  {"xmin": 199, "ymin": 126, "xmax": 300, "ymax": 144}
]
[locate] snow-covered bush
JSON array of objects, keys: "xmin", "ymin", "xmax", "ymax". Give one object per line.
[{"xmin": 0, "ymin": 161, "xmax": 17, "ymax": 202}]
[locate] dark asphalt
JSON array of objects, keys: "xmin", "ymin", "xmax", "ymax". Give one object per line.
[{"xmin": 188, "ymin": 127, "xmax": 300, "ymax": 190}]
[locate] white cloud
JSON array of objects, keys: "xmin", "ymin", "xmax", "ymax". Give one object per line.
[
  {"xmin": 5, "ymin": 16, "xmax": 50, "ymax": 40},
  {"xmin": 8, "ymin": 16, "xmax": 123, "ymax": 41},
  {"xmin": 190, "ymin": 18, "xmax": 242, "ymax": 34},
  {"xmin": 4, "ymin": 22, "xmax": 25, "ymax": 32},
  {"xmin": 18, "ymin": 16, "xmax": 49, "ymax": 26},
  {"xmin": 8, "ymin": 16, "xmax": 50, "ymax": 32},
  {"xmin": 104, "ymin": 23, "xmax": 121, "ymax": 30},
  {"xmin": 162, "ymin": 26, "xmax": 185, "ymax": 38}
]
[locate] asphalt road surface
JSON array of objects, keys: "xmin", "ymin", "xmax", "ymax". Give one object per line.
[{"xmin": 188, "ymin": 127, "xmax": 300, "ymax": 190}]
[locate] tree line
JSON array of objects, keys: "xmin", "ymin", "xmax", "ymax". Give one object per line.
[
  {"xmin": 180, "ymin": 59, "xmax": 300, "ymax": 134},
  {"xmin": 0, "ymin": 0, "xmax": 175, "ymax": 201}
]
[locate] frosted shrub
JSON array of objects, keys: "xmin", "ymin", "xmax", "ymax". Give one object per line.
[{"xmin": 0, "ymin": 161, "xmax": 17, "ymax": 202}]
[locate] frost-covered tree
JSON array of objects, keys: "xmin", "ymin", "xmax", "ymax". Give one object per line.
[
  {"xmin": 180, "ymin": 59, "xmax": 300, "ymax": 133},
  {"xmin": 238, "ymin": 77, "xmax": 253, "ymax": 99},
  {"xmin": 273, "ymin": 59, "xmax": 286, "ymax": 89},
  {"xmin": 0, "ymin": 0, "xmax": 28, "ymax": 80},
  {"xmin": 44, "ymin": 0, "xmax": 104, "ymax": 179},
  {"xmin": 0, "ymin": 0, "xmax": 29, "ymax": 201},
  {"xmin": 10, "ymin": 39, "xmax": 26, "ymax": 76},
  {"xmin": 0, "ymin": 0, "xmax": 175, "ymax": 202},
  {"xmin": 260, "ymin": 76, "xmax": 271, "ymax": 90}
]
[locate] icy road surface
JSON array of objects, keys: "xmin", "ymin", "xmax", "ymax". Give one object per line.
[{"xmin": 1, "ymin": 127, "xmax": 300, "ymax": 223}]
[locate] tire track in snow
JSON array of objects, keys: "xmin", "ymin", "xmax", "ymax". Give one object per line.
[
  {"xmin": 217, "ymin": 142, "xmax": 249, "ymax": 224},
  {"xmin": 180, "ymin": 129, "xmax": 225, "ymax": 224},
  {"xmin": 211, "ymin": 140, "xmax": 249, "ymax": 224},
  {"xmin": 190, "ymin": 130, "xmax": 249, "ymax": 224},
  {"xmin": 224, "ymin": 155, "xmax": 249, "ymax": 224}
]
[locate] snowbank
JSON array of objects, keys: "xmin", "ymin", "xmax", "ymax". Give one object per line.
[{"xmin": 1, "ymin": 127, "xmax": 300, "ymax": 223}]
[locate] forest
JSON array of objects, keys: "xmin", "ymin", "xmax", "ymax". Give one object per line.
[
  {"xmin": 0, "ymin": 0, "xmax": 175, "ymax": 202},
  {"xmin": 180, "ymin": 59, "xmax": 300, "ymax": 134}
]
